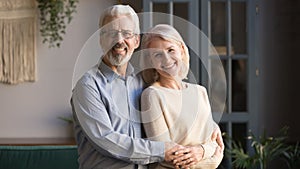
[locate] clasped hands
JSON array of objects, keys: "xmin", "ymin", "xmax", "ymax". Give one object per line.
[{"xmin": 164, "ymin": 128, "xmax": 224, "ymax": 169}]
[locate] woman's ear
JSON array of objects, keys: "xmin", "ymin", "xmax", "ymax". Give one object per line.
[{"xmin": 180, "ymin": 44, "xmax": 185, "ymax": 57}]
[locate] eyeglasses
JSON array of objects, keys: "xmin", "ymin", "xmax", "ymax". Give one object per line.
[{"xmin": 101, "ymin": 30, "xmax": 136, "ymax": 39}]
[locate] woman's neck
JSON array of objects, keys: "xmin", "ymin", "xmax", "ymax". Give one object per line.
[{"xmin": 157, "ymin": 77, "xmax": 182, "ymax": 90}]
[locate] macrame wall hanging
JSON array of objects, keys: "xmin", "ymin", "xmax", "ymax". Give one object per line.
[{"xmin": 0, "ymin": 0, "xmax": 36, "ymax": 84}]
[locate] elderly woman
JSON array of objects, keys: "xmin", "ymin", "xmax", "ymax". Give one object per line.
[{"xmin": 140, "ymin": 24, "xmax": 224, "ymax": 169}]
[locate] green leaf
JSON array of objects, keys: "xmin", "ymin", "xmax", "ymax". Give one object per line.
[{"xmin": 37, "ymin": 0, "xmax": 78, "ymax": 48}]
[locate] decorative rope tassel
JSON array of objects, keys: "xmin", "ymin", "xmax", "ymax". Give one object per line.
[{"xmin": 0, "ymin": 0, "xmax": 36, "ymax": 84}]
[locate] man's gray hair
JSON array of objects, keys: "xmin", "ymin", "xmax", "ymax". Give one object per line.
[{"xmin": 99, "ymin": 5, "xmax": 140, "ymax": 34}]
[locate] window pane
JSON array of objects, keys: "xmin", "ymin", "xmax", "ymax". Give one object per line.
[
  {"xmin": 232, "ymin": 123, "xmax": 248, "ymax": 151},
  {"xmin": 174, "ymin": 3, "xmax": 188, "ymax": 20},
  {"xmin": 211, "ymin": 59, "xmax": 227, "ymax": 113},
  {"xmin": 173, "ymin": 3, "xmax": 189, "ymax": 42},
  {"xmin": 231, "ymin": 123, "xmax": 248, "ymax": 169},
  {"xmin": 219, "ymin": 122, "xmax": 229, "ymax": 168},
  {"xmin": 232, "ymin": 59, "xmax": 247, "ymax": 112},
  {"xmin": 153, "ymin": 3, "xmax": 170, "ymax": 25},
  {"xmin": 219, "ymin": 122, "xmax": 227, "ymax": 134},
  {"xmin": 232, "ymin": 2, "xmax": 247, "ymax": 54},
  {"xmin": 211, "ymin": 2, "xmax": 227, "ymax": 55}
]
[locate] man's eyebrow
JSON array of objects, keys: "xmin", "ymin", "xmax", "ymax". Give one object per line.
[{"xmin": 102, "ymin": 29, "xmax": 133, "ymax": 32}]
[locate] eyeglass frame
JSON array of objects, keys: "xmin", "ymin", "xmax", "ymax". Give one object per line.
[{"xmin": 100, "ymin": 29, "xmax": 137, "ymax": 39}]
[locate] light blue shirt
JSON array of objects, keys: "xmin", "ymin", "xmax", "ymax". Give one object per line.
[{"xmin": 71, "ymin": 61, "xmax": 165, "ymax": 169}]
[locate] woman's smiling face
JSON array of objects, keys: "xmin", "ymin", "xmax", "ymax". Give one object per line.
[{"xmin": 148, "ymin": 37, "xmax": 183, "ymax": 78}]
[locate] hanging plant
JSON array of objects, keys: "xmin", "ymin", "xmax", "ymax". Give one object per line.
[{"xmin": 36, "ymin": 0, "xmax": 79, "ymax": 48}]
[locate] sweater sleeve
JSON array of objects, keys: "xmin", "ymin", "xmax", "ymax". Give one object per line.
[
  {"xmin": 141, "ymin": 88, "xmax": 172, "ymax": 142},
  {"xmin": 195, "ymin": 86, "xmax": 224, "ymax": 168},
  {"xmin": 194, "ymin": 150, "xmax": 224, "ymax": 169},
  {"xmin": 193, "ymin": 125, "xmax": 223, "ymax": 169}
]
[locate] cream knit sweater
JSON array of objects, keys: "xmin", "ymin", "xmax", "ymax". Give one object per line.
[{"xmin": 141, "ymin": 82, "xmax": 223, "ymax": 169}]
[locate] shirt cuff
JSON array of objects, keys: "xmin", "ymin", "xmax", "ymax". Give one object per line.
[{"xmin": 149, "ymin": 141, "xmax": 165, "ymax": 163}]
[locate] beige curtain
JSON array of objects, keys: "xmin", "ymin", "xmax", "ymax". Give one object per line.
[{"xmin": 0, "ymin": 0, "xmax": 36, "ymax": 84}]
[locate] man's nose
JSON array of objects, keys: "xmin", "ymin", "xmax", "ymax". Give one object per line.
[{"xmin": 115, "ymin": 32, "xmax": 125, "ymax": 43}]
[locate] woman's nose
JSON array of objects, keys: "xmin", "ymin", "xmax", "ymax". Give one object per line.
[{"xmin": 162, "ymin": 51, "xmax": 171, "ymax": 60}]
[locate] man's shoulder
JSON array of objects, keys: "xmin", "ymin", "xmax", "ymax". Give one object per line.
[
  {"xmin": 75, "ymin": 66, "xmax": 104, "ymax": 87},
  {"xmin": 82, "ymin": 67, "xmax": 100, "ymax": 80}
]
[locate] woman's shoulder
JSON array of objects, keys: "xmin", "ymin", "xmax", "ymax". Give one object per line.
[
  {"xmin": 142, "ymin": 85, "xmax": 161, "ymax": 96},
  {"xmin": 143, "ymin": 82, "xmax": 165, "ymax": 92},
  {"xmin": 141, "ymin": 85, "xmax": 166, "ymax": 104},
  {"xmin": 185, "ymin": 82, "xmax": 207, "ymax": 92}
]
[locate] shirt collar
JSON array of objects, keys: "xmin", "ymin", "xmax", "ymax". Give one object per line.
[{"xmin": 98, "ymin": 60, "xmax": 135, "ymax": 83}]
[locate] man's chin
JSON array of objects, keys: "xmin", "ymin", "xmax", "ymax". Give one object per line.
[
  {"xmin": 108, "ymin": 55, "xmax": 131, "ymax": 66},
  {"xmin": 112, "ymin": 51, "xmax": 127, "ymax": 57}
]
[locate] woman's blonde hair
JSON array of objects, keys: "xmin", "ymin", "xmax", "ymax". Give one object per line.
[{"xmin": 140, "ymin": 24, "xmax": 190, "ymax": 84}]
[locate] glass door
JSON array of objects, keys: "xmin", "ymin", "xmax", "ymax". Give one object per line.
[
  {"xmin": 143, "ymin": 0, "xmax": 258, "ymax": 168},
  {"xmin": 203, "ymin": 0, "xmax": 258, "ymax": 168}
]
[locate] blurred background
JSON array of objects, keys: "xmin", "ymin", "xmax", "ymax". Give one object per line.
[{"xmin": 0, "ymin": 0, "xmax": 299, "ymax": 168}]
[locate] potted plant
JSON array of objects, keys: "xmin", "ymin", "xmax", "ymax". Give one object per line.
[
  {"xmin": 282, "ymin": 141, "xmax": 300, "ymax": 169},
  {"xmin": 58, "ymin": 116, "xmax": 73, "ymax": 124},
  {"xmin": 36, "ymin": 0, "xmax": 79, "ymax": 48},
  {"xmin": 225, "ymin": 127, "xmax": 291, "ymax": 169}
]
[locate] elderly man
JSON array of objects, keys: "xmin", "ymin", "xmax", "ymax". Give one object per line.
[{"xmin": 71, "ymin": 4, "xmax": 223, "ymax": 169}]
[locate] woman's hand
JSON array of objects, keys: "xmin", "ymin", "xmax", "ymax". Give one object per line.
[{"xmin": 211, "ymin": 127, "xmax": 224, "ymax": 151}]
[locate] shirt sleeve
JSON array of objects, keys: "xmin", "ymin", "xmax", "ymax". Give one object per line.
[
  {"xmin": 71, "ymin": 79, "xmax": 165, "ymax": 165},
  {"xmin": 141, "ymin": 88, "xmax": 172, "ymax": 142}
]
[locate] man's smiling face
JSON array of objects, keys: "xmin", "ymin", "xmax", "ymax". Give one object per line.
[{"xmin": 100, "ymin": 15, "xmax": 140, "ymax": 66}]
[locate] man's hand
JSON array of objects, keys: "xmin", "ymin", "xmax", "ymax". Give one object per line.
[
  {"xmin": 164, "ymin": 142, "xmax": 185, "ymax": 162},
  {"xmin": 171, "ymin": 145, "xmax": 204, "ymax": 169},
  {"xmin": 170, "ymin": 127, "xmax": 224, "ymax": 168}
]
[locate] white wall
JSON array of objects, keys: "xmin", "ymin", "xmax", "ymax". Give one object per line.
[{"xmin": 0, "ymin": 0, "xmax": 115, "ymax": 138}]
